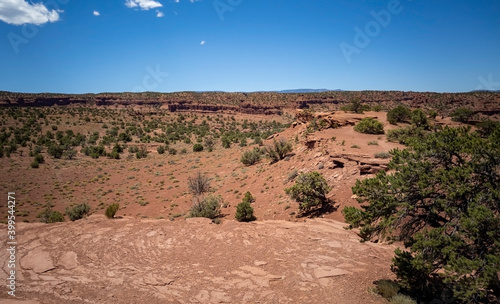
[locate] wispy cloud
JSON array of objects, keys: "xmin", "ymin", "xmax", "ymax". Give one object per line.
[
  {"xmin": 0, "ymin": 0, "xmax": 61, "ymax": 25},
  {"xmin": 156, "ymin": 10, "xmax": 164, "ymax": 18},
  {"xmin": 200, "ymin": 40, "xmax": 206, "ymax": 45},
  {"xmin": 125, "ymin": 0, "xmax": 162, "ymax": 10},
  {"xmin": 93, "ymin": 11, "xmax": 100, "ymax": 16}
]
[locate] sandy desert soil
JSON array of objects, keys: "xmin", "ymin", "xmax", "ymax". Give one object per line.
[{"xmin": 0, "ymin": 215, "xmax": 397, "ymax": 304}]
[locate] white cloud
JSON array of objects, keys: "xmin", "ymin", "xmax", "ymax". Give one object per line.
[
  {"xmin": 200, "ymin": 40, "xmax": 205, "ymax": 45},
  {"xmin": 125, "ymin": 0, "xmax": 162, "ymax": 10},
  {"xmin": 93, "ymin": 11, "xmax": 100, "ymax": 16},
  {"xmin": 0, "ymin": 0, "xmax": 61, "ymax": 25},
  {"xmin": 156, "ymin": 10, "xmax": 164, "ymax": 17}
]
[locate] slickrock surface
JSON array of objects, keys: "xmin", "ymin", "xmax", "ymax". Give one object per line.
[{"xmin": 1, "ymin": 215, "xmax": 396, "ymax": 303}]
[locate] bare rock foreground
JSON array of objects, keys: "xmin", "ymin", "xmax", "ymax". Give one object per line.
[{"xmin": 1, "ymin": 215, "xmax": 396, "ymax": 303}]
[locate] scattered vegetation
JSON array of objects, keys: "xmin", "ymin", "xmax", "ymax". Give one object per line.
[
  {"xmin": 285, "ymin": 171, "xmax": 331, "ymax": 213},
  {"xmin": 193, "ymin": 143, "xmax": 204, "ymax": 152},
  {"xmin": 235, "ymin": 193, "xmax": 256, "ymax": 222},
  {"xmin": 341, "ymin": 98, "xmax": 370, "ymax": 114},
  {"xmin": 386, "ymin": 127, "xmax": 426, "ymax": 144},
  {"xmin": 376, "ymin": 280, "xmax": 400, "ymax": 299},
  {"xmin": 187, "ymin": 171, "xmax": 211, "ymax": 196},
  {"xmin": 387, "ymin": 105, "xmax": 411, "ymax": 125},
  {"xmin": 264, "ymin": 138, "xmax": 292, "ymax": 163},
  {"xmin": 66, "ymin": 203, "xmax": 91, "ymax": 221},
  {"xmin": 354, "ymin": 118, "xmax": 384, "ymax": 134},
  {"xmin": 388, "ymin": 294, "xmax": 417, "ymax": 304},
  {"xmin": 105, "ymin": 203, "xmax": 120, "ymax": 219},
  {"xmin": 240, "ymin": 148, "xmax": 262, "ymax": 166},
  {"xmin": 188, "ymin": 194, "xmax": 222, "ymax": 220},
  {"xmin": 37, "ymin": 207, "xmax": 65, "ymax": 223},
  {"xmin": 374, "ymin": 151, "xmax": 391, "ymax": 159},
  {"xmin": 242, "ymin": 191, "xmax": 255, "ymax": 204},
  {"xmin": 451, "ymin": 107, "xmax": 475, "ymax": 123}
]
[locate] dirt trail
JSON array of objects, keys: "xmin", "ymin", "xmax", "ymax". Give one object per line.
[{"xmin": 1, "ymin": 215, "xmax": 396, "ymax": 304}]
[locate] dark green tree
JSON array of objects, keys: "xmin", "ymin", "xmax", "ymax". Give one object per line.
[
  {"xmin": 342, "ymin": 126, "xmax": 500, "ymax": 302},
  {"xmin": 285, "ymin": 171, "xmax": 331, "ymax": 213},
  {"xmin": 410, "ymin": 109, "xmax": 429, "ymax": 129},
  {"xmin": 451, "ymin": 107, "xmax": 475, "ymax": 123},
  {"xmin": 387, "ymin": 105, "xmax": 412, "ymax": 125},
  {"xmin": 235, "ymin": 201, "xmax": 256, "ymax": 222}
]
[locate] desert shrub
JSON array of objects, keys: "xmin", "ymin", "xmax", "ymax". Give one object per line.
[
  {"xmin": 118, "ymin": 132, "xmax": 132, "ymax": 142},
  {"xmin": 48, "ymin": 144, "xmax": 64, "ymax": 159},
  {"xmin": 30, "ymin": 160, "xmax": 39, "ymax": 168},
  {"xmin": 157, "ymin": 145, "xmax": 165, "ymax": 154},
  {"xmin": 65, "ymin": 203, "xmax": 90, "ymax": 221},
  {"xmin": 410, "ymin": 109, "xmax": 429, "ymax": 129},
  {"xmin": 221, "ymin": 136, "xmax": 231, "ymax": 149},
  {"xmin": 287, "ymin": 169, "xmax": 299, "ymax": 182},
  {"xmin": 188, "ymin": 171, "xmax": 211, "ymax": 196},
  {"xmin": 374, "ymin": 151, "xmax": 391, "ymax": 159},
  {"xmin": 264, "ymin": 138, "xmax": 292, "ymax": 163},
  {"xmin": 105, "ymin": 203, "xmax": 119, "ymax": 219},
  {"xmin": 342, "ymin": 98, "xmax": 370, "ymax": 114},
  {"xmin": 285, "ymin": 171, "xmax": 331, "ymax": 212},
  {"xmin": 188, "ymin": 194, "xmax": 222, "ymax": 220},
  {"xmin": 37, "ymin": 207, "xmax": 65, "ymax": 223},
  {"xmin": 387, "ymin": 105, "xmax": 411, "ymax": 125},
  {"xmin": 427, "ymin": 109, "xmax": 438, "ymax": 119},
  {"xmin": 204, "ymin": 137, "xmax": 215, "ymax": 152},
  {"xmin": 242, "ymin": 191, "xmax": 255, "ymax": 204},
  {"xmin": 136, "ymin": 146, "xmax": 148, "ymax": 159},
  {"xmin": 83, "ymin": 145, "xmax": 105, "ymax": 159},
  {"xmin": 240, "ymin": 148, "xmax": 262, "ymax": 166},
  {"xmin": 64, "ymin": 147, "xmax": 77, "ymax": 160},
  {"xmin": 128, "ymin": 145, "xmax": 139, "ymax": 153},
  {"xmin": 34, "ymin": 153, "xmax": 44, "ymax": 164},
  {"xmin": 376, "ymin": 280, "xmax": 400, "ymax": 299},
  {"xmin": 386, "ymin": 127, "xmax": 427, "ymax": 144},
  {"xmin": 476, "ymin": 120, "xmax": 500, "ymax": 137},
  {"xmin": 107, "ymin": 150, "xmax": 120, "ymax": 159},
  {"xmin": 168, "ymin": 147, "xmax": 177, "ymax": 155},
  {"xmin": 193, "ymin": 143, "xmax": 204, "ymax": 152},
  {"xmin": 354, "ymin": 118, "xmax": 384, "ymax": 134},
  {"xmin": 451, "ymin": 107, "xmax": 474, "ymax": 123},
  {"xmin": 235, "ymin": 201, "xmax": 256, "ymax": 222},
  {"xmin": 367, "ymin": 141, "xmax": 378, "ymax": 146},
  {"xmin": 389, "ymin": 294, "xmax": 417, "ymax": 304}
]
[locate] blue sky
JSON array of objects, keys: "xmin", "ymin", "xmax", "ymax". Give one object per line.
[{"xmin": 0, "ymin": 0, "xmax": 499, "ymax": 93}]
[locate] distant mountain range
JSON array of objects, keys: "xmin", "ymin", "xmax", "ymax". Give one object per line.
[
  {"xmin": 275, "ymin": 89, "xmax": 343, "ymax": 93},
  {"xmin": 243, "ymin": 89, "xmax": 342, "ymax": 94}
]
